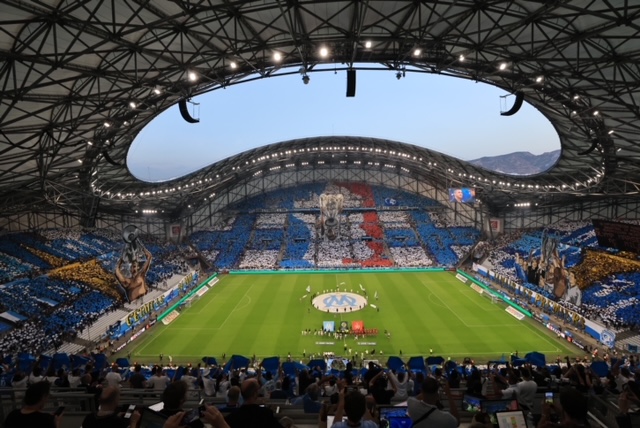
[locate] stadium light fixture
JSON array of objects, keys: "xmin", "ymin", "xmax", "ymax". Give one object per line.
[
  {"xmin": 499, "ymin": 62, "xmax": 507, "ymax": 70},
  {"xmin": 319, "ymin": 47, "xmax": 329, "ymax": 57},
  {"xmin": 230, "ymin": 61, "xmax": 237, "ymax": 69},
  {"xmin": 188, "ymin": 71, "xmax": 198, "ymax": 81},
  {"xmin": 413, "ymin": 48, "xmax": 422, "ymax": 56},
  {"xmin": 273, "ymin": 52, "xmax": 282, "ymax": 62},
  {"xmin": 365, "ymin": 41, "xmax": 372, "ymax": 48},
  {"xmin": 459, "ymin": 54, "xmax": 465, "ymax": 61}
]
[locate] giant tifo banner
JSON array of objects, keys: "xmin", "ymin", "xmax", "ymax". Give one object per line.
[
  {"xmin": 352, "ymin": 321, "xmax": 364, "ymax": 333},
  {"xmin": 114, "ymin": 225, "xmax": 153, "ymax": 303},
  {"xmin": 111, "ymin": 272, "xmax": 199, "ymax": 338}
]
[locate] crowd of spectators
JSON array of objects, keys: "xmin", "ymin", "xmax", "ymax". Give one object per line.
[
  {"xmin": 187, "ymin": 183, "xmax": 480, "ymax": 271},
  {"xmin": 482, "ymin": 220, "xmax": 640, "ymax": 330},
  {"xmin": 3, "ymin": 352, "xmax": 639, "ymax": 428}
]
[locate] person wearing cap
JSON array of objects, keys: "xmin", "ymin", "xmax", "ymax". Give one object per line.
[
  {"xmin": 407, "ymin": 377, "xmax": 459, "ymax": 427},
  {"xmin": 200, "ymin": 368, "xmax": 217, "ymax": 397}
]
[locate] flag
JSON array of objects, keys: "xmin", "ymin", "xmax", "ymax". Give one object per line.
[{"xmin": 305, "ymin": 285, "xmax": 311, "ymax": 293}]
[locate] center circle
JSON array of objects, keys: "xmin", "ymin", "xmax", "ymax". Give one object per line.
[{"xmin": 312, "ymin": 292, "xmax": 368, "ymax": 312}]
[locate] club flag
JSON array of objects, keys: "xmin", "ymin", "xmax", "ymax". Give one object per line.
[
  {"xmin": 323, "ymin": 321, "xmax": 335, "ymax": 332},
  {"xmin": 305, "ymin": 285, "xmax": 311, "ymax": 293}
]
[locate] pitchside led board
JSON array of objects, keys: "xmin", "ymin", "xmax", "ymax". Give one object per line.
[{"xmin": 449, "ymin": 188, "xmax": 476, "ymax": 204}]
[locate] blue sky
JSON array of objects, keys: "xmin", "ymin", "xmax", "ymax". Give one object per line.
[{"xmin": 128, "ymin": 68, "xmax": 560, "ymax": 182}]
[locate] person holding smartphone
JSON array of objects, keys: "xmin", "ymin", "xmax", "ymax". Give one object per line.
[
  {"xmin": 81, "ymin": 386, "xmax": 140, "ymax": 428},
  {"xmin": 3, "ymin": 381, "xmax": 60, "ymax": 428}
]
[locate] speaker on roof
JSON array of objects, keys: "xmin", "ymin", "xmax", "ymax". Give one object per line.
[
  {"xmin": 178, "ymin": 98, "xmax": 200, "ymax": 123},
  {"xmin": 346, "ymin": 69, "xmax": 356, "ymax": 97},
  {"xmin": 500, "ymin": 91, "xmax": 524, "ymax": 116}
]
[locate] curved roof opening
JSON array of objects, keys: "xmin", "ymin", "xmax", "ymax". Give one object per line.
[{"xmin": 128, "ymin": 69, "xmax": 560, "ymax": 182}]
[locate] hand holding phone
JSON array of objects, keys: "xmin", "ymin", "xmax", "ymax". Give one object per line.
[{"xmin": 124, "ymin": 404, "xmax": 136, "ymax": 419}]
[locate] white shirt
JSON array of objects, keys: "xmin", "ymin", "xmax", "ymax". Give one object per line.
[
  {"xmin": 147, "ymin": 375, "xmax": 170, "ymax": 390},
  {"xmin": 105, "ymin": 372, "xmax": 122, "ymax": 387},
  {"xmin": 501, "ymin": 379, "xmax": 537, "ymax": 410}
]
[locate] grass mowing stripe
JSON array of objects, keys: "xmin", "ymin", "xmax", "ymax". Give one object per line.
[{"xmin": 116, "ymin": 271, "xmax": 583, "ymax": 365}]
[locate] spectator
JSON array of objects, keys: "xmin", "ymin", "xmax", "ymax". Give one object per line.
[
  {"xmin": 129, "ymin": 364, "xmax": 146, "ymax": 388},
  {"xmin": 219, "ymin": 386, "xmax": 241, "ymax": 412},
  {"xmin": 68, "ymin": 368, "xmax": 82, "ymax": 388},
  {"xmin": 200, "ymin": 369, "xmax": 217, "ymax": 397},
  {"xmin": 303, "ymin": 383, "xmax": 323, "ymax": 413},
  {"xmin": 537, "ymin": 387, "xmax": 589, "ymax": 427},
  {"xmin": 4, "ymin": 381, "xmax": 60, "ymax": 428},
  {"xmin": 499, "ymin": 366, "xmax": 537, "ymax": 413},
  {"xmin": 147, "ymin": 366, "xmax": 170, "ymax": 390},
  {"xmin": 81, "ymin": 386, "xmax": 140, "ymax": 428},
  {"xmin": 105, "ymin": 365, "xmax": 123, "ymax": 388},
  {"xmin": 407, "ymin": 377, "xmax": 459, "ymax": 428},
  {"xmin": 332, "ymin": 388, "xmax": 378, "ymax": 428},
  {"xmin": 270, "ymin": 381, "xmax": 288, "ymax": 400},
  {"xmin": 368, "ymin": 370, "xmax": 396, "ymax": 405},
  {"xmin": 224, "ymin": 378, "xmax": 283, "ymax": 428}
]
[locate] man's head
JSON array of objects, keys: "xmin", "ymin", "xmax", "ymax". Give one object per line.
[
  {"xmin": 240, "ymin": 378, "xmax": 260, "ymax": 403},
  {"xmin": 162, "ymin": 380, "xmax": 187, "ymax": 410},
  {"xmin": 559, "ymin": 387, "xmax": 588, "ymax": 423},
  {"xmin": 420, "ymin": 377, "xmax": 440, "ymax": 404},
  {"xmin": 343, "ymin": 390, "xmax": 367, "ymax": 422},
  {"xmin": 454, "ymin": 189, "xmax": 463, "ymax": 201},
  {"xmin": 306, "ymin": 383, "xmax": 320, "ymax": 401},
  {"xmin": 23, "ymin": 381, "xmax": 50, "ymax": 408},
  {"xmin": 227, "ymin": 386, "xmax": 241, "ymax": 405},
  {"xmin": 99, "ymin": 386, "xmax": 120, "ymax": 410}
]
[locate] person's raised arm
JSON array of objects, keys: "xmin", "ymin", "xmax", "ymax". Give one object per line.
[
  {"xmin": 333, "ymin": 380, "xmax": 346, "ymax": 426},
  {"xmin": 141, "ymin": 246, "xmax": 153, "ymax": 274},
  {"xmin": 442, "ymin": 380, "xmax": 460, "ymax": 426}
]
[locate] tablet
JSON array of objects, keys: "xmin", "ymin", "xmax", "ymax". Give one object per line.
[
  {"xmin": 481, "ymin": 399, "xmax": 518, "ymax": 427},
  {"xmin": 379, "ymin": 405, "xmax": 412, "ymax": 428},
  {"xmin": 495, "ymin": 410, "xmax": 527, "ymax": 428}
]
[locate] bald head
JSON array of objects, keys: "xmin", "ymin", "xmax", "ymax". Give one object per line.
[
  {"xmin": 99, "ymin": 386, "xmax": 120, "ymax": 409},
  {"xmin": 240, "ymin": 378, "xmax": 260, "ymax": 403}
]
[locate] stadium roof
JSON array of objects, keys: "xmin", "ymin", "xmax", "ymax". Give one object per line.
[{"xmin": 1, "ymin": 1, "xmax": 640, "ymax": 220}]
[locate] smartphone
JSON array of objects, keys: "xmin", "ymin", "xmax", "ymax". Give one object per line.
[
  {"xmin": 545, "ymin": 392, "xmax": 554, "ymax": 404},
  {"xmin": 124, "ymin": 404, "xmax": 136, "ymax": 419},
  {"xmin": 54, "ymin": 406, "xmax": 65, "ymax": 416}
]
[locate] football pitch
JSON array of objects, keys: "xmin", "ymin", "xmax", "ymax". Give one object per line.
[{"xmin": 122, "ymin": 271, "xmax": 581, "ymax": 365}]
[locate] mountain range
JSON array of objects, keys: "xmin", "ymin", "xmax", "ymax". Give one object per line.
[{"xmin": 469, "ymin": 149, "xmax": 561, "ymax": 175}]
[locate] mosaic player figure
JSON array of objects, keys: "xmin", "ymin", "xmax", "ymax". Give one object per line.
[{"xmin": 115, "ymin": 225, "xmax": 153, "ymax": 302}]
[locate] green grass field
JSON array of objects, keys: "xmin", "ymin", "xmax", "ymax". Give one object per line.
[{"xmin": 121, "ymin": 271, "xmax": 581, "ymax": 365}]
